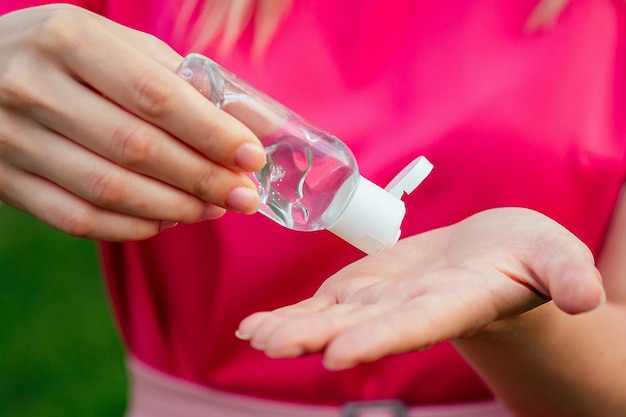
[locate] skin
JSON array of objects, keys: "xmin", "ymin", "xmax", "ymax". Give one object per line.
[
  {"xmin": 237, "ymin": 200, "xmax": 626, "ymax": 417},
  {"xmin": 1, "ymin": 1, "xmax": 625, "ymax": 416},
  {"xmin": 0, "ymin": 4, "xmax": 266, "ymax": 241}
]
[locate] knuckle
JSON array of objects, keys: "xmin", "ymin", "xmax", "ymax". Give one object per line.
[
  {"xmin": 60, "ymin": 206, "xmax": 98, "ymax": 238},
  {"xmin": 189, "ymin": 164, "xmax": 220, "ymax": 200},
  {"xmin": 0, "ymin": 166, "xmax": 12, "ymax": 202},
  {"xmin": 133, "ymin": 72, "xmax": 175, "ymax": 117},
  {"xmin": 112, "ymin": 124, "xmax": 156, "ymax": 167},
  {"xmin": 34, "ymin": 8, "xmax": 89, "ymax": 55},
  {"xmin": 0, "ymin": 7, "xmax": 89, "ymax": 110},
  {"xmin": 0, "ymin": 110, "xmax": 14, "ymax": 149},
  {"xmin": 0, "ymin": 59, "xmax": 38, "ymax": 109},
  {"xmin": 88, "ymin": 170, "xmax": 127, "ymax": 208}
]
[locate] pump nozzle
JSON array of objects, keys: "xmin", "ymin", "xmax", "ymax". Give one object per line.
[{"xmin": 327, "ymin": 156, "xmax": 433, "ymax": 255}]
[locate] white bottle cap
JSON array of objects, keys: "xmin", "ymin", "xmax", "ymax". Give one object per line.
[{"xmin": 327, "ymin": 156, "xmax": 433, "ymax": 255}]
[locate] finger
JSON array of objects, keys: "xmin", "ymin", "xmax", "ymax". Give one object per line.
[
  {"xmin": 549, "ymin": 260, "xmax": 605, "ymax": 314},
  {"xmin": 236, "ymin": 296, "xmax": 337, "ymax": 339},
  {"xmin": 250, "ymin": 304, "xmax": 361, "ymax": 358},
  {"xmin": 321, "ymin": 286, "xmax": 484, "ymax": 370},
  {"xmin": 0, "ymin": 165, "xmax": 158, "ymax": 241},
  {"xmin": 244, "ymin": 303, "xmax": 392, "ymax": 359},
  {"xmin": 41, "ymin": 10, "xmax": 266, "ymax": 172},
  {"xmin": 323, "ymin": 313, "xmax": 423, "ymax": 370},
  {"xmin": 80, "ymin": 7, "xmax": 183, "ymax": 70},
  {"xmin": 8, "ymin": 117, "xmax": 213, "ymax": 222},
  {"xmin": 522, "ymin": 215, "xmax": 606, "ymax": 313},
  {"xmin": 29, "ymin": 70, "xmax": 259, "ymax": 213},
  {"xmin": 319, "ymin": 267, "xmax": 510, "ymax": 370},
  {"xmin": 10, "ymin": 4, "xmax": 181, "ymax": 71},
  {"xmin": 222, "ymin": 97, "xmax": 286, "ymax": 139},
  {"xmin": 529, "ymin": 230, "xmax": 605, "ymax": 314}
]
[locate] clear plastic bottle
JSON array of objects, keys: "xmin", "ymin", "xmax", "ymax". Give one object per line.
[{"xmin": 176, "ymin": 53, "xmax": 433, "ymax": 254}]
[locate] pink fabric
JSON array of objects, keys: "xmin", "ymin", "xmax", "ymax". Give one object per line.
[
  {"xmin": 3, "ymin": 0, "xmax": 626, "ymax": 410},
  {"xmin": 127, "ymin": 356, "xmax": 514, "ymax": 417},
  {"xmin": 101, "ymin": 0, "xmax": 626, "ymax": 406}
]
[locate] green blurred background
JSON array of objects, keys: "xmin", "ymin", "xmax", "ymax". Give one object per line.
[{"xmin": 0, "ymin": 204, "xmax": 127, "ymax": 416}]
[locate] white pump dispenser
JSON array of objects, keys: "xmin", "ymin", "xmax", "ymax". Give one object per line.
[{"xmin": 327, "ymin": 156, "xmax": 433, "ymax": 254}]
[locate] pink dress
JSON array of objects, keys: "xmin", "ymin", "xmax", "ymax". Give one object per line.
[{"xmin": 2, "ymin": 0, "xmax": 626, "ymax": 414}]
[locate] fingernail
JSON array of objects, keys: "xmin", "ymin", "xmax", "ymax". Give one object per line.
[
  {"xmin": 323, "ymin": 358, "xmax": 353, "ymax": 371},
  {"xmin": 197, "ymin": 204, "xmax": 226, "ymax": 222},
  {"xmin": 159, "ymin": 221, "xmax": 178, "ymax": 232},
  {"xmin": 234, "ymin": 142, "xmax": 266, "ymax": 172},
  {"xmin": 226, "ymin": 187, "xmax": 259, "ymax": 214},
  {"xmin": 235, "ymin": 329, "xmax": 250, "ymax": 340},
  {"xmin": 270, "ymin": 346, "xmax": 304, "ymax": 359},
  {"xmin": 250, "ymin": 339, "xmax": 265, "ymax": 351}
]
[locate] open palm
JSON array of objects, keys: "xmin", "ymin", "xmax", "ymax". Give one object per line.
[{"xmin": 237, "ymin": 208, "xmax": 604, "ymax": 370}]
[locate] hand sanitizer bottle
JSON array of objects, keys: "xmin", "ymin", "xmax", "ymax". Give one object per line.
[{"xmin": 176, "ymin": 53, "xmax": 433, "ymax": 255}]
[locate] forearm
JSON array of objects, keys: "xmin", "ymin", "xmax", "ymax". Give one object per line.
[{"xmin": 454, "ymin": 301, "xmax": 626, "ymax": 417}]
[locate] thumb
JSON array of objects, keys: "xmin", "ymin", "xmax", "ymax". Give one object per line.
[
  {"xmin": 548, "ymin": 258, "xmax": 605, "ymax": 314},
  {"xmin": 530, "ymin": 229, "xmax": 605, "ymax": 314}
]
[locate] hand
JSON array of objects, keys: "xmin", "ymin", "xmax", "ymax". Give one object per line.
[
  {"xmin": 0, "ymin": 5, "xmax": 266, "ymax": 241},
  {"xmin": 237, "ymin": 208, "xmax": 605, "ymax": 370}
]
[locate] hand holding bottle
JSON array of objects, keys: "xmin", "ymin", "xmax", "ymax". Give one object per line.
[
  {"xmin": 0, "ymin": 5, "xmax": 266, "ymax": 241},
  {"xmin": 236, "ymin": 207, "xmax": 605, "ymax": 370}
]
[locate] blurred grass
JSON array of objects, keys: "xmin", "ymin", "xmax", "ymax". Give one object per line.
[{"xmin": 0, "ymin": 204, "xmax": 127, "ymax": 416}]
